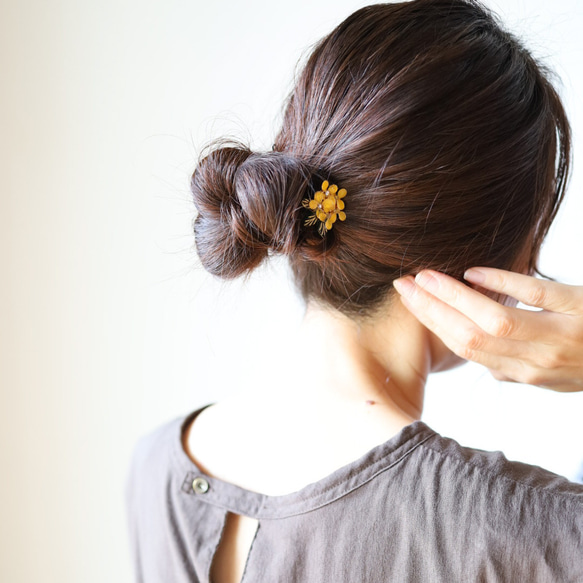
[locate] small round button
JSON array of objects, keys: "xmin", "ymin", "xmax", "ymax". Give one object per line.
[{"xmin": 192, "ymin": 477, "xmax": 209, "ymax": 494}]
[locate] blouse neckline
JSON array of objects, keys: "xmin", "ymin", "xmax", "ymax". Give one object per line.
[{"xmin": 171, "ymin": 401, "xmax": 439, "ymax": 519}]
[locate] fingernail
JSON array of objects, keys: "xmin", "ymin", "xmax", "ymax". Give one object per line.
[
  {"xmin": 464, "ymin": 268, "xmax": 485, "ymax": 284},
  {"xmin": 393, "ymin": 276, "xmax": 415, "ymax": 296},
  {"xmin": 415, "ymin": 270, "xmax": 438, "ymax": 292}
]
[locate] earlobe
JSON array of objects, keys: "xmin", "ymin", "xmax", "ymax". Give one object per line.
[
  {"xmin": 433, "ymin": 349, "xmax": 467, "ymax": 373},
  {"xmin": 427, "ymin": 328, "xmax": 468, "ymax": 373}
]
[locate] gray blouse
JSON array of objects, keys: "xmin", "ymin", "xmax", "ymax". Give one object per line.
[{"xmin": 124, "ymin": 402, "xmax": 583, "ymax": 582}]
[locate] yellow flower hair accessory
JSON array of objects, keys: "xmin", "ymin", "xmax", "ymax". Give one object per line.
[{"xmin": 301, "ymin": 179, "xmax": 347, "ymax": 237}]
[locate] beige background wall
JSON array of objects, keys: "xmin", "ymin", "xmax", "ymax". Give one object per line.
[{"xmin": 1, "ymin": 1, "xmax": 582, "ymax": 581}]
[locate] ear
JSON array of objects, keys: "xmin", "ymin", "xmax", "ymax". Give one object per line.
[{"xmin": 426, "ymin": 326, "xmax": 468, "ymax": 373}]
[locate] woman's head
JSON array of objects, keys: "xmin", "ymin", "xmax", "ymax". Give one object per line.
[{"xmin": 190, "ymin": 0, "xmax": 571, "ymax": 325}]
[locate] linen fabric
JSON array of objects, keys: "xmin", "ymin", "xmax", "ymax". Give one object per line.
[{"xmin": 124, "ymin": 402, "xmax": 583, "ymax": 582}]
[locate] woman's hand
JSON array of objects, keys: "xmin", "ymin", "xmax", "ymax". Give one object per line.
[{"xmin": 392, "ymin": 267, "xmax": 583, "ymax": 392}]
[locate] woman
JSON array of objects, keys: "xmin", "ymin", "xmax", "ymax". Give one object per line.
[{"xmin": 125, "ymin": 1, "xmax": 583, "ymax": 581}]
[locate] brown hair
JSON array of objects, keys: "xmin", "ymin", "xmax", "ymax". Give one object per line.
[{"xmin": 190, "ymin": 0, "xmax": 571, "ymax": 323}]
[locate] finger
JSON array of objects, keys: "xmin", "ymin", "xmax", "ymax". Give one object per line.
[
  {"xmin": 393, "ymin": 277, "xmax": 583, "ymax": 392},
  {"xmin": 394, "ymin": 274, "xmax": 581, "ymax": 371},
  {"xmin": 393, "ymin": 276, "xmax": 582, "ymax": 373},
  {"xmin": 394, "ymin": 276, "xmax": 531, "ymax": 362},
  {"xmin": 491, "ymin": 365, "xmax": 583, "ymax": 393},
  {"xmin": 398, "ymin": 286, "xmax": 579, "ymax": 387},
  {"xmin": 412, "ymin": 269, "xmax": 561, "ymax": 342},
  {"xmin": 463, "ymin": 267, "xmax": 583, "ymax": 315},
  {"xmin": 396, "ymin": 290, "xmax": 544, "ymax": 381}
]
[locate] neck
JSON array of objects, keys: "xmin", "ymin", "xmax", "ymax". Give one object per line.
[{"xmin": 241, "ymin": 298, "xmax": 435, "ymax": 430}]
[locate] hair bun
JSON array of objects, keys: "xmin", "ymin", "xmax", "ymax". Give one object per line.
[{"xmin": 191, "ymin": 140, "xmax": 316, "ymax": 279}]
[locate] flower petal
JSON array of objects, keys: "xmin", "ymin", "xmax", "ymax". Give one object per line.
[
  {"xmin": 322, "ymin": 198, "xmax": 336, "ymax": 213},
  {"xmin": 329, "ymin": 184, "xmax": 338, "ymax": 194},
  {"xmin": 321, "ymin": 180, "xmax": 329, "ymax": 190},
  {"xmin": 338, "ymin": 211, "xmax": 346, "ymax": 221},
  {"xmin": 338, "ymin": 188, "xmax": 347, "ymax": 198}
]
